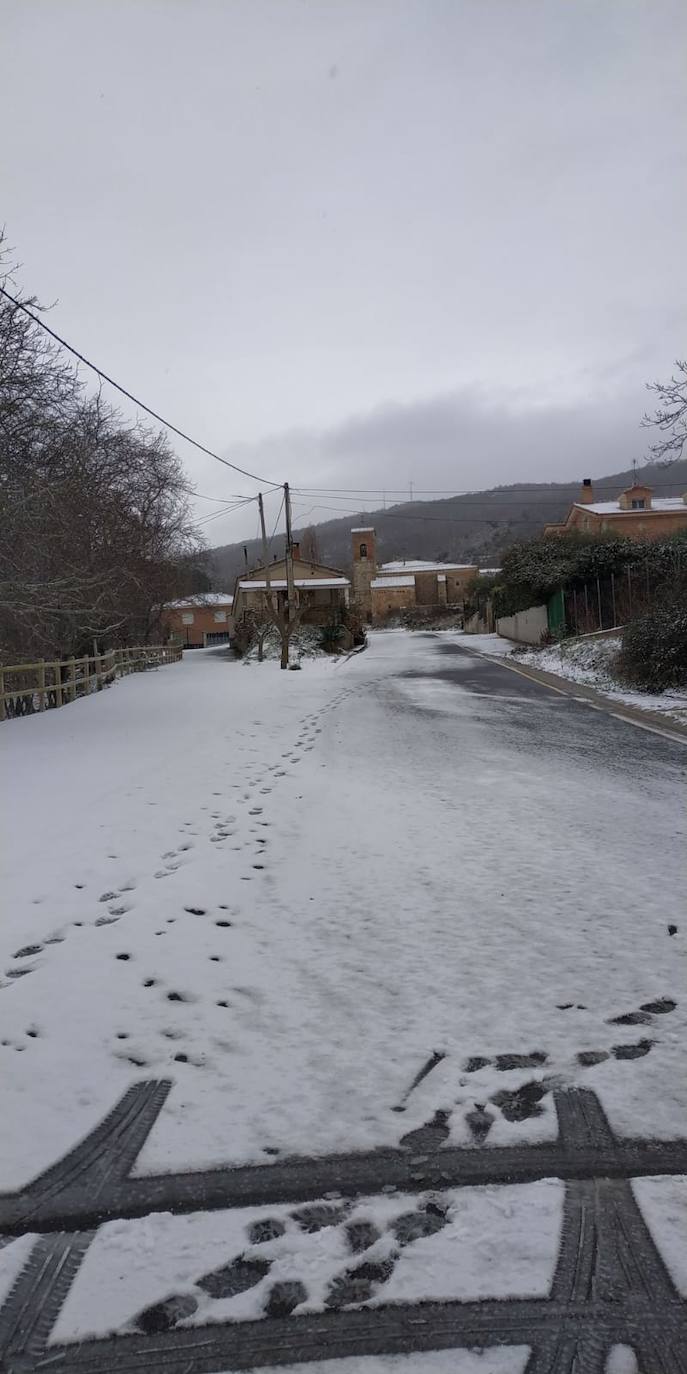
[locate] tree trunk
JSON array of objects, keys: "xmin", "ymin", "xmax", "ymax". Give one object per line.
[{"xmin": 280, "ymin": 637, "xmax": 289, "ymax": 669}]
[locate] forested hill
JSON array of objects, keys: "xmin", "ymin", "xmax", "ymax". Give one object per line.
[{"xmin": 209, "ymin": 457, "xmax": 687, "ymax": 588}]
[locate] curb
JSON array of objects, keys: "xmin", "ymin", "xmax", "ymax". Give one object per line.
[{"xmin": 465, "ymin": 646, "xmax": 687, "ymax": 745}]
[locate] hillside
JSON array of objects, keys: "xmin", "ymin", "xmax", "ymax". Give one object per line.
[{"xmin": 209, "ymin": 458, "xmax": 687, "ymax": 588}]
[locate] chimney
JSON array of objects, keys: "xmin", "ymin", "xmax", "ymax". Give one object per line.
[
  {"xmin": 579, "ymin": 478, "xmax": 594, "ymax": 505},
  {"xmin": 291, "ymin": 541, "xmax": 301, "ymax": 561}
]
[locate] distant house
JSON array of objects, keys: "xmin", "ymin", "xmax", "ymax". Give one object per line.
[
  {"xmin": 162, "ymin": 594, "xmax": 234, "ymax": 649},
  {"xmin": 351, "ymin": 527, "xmax": 478, "ymax": 621},
  {"xmin": 232, "ymin": 542, "xmax": 351, "ymax": 627},
  {"xmin": 544, "ymin": 479, "xmax": 687, "ymax": 540}
]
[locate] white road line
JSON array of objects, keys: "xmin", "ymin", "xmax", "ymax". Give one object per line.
[{"xmin": 465, "ymin": 646, "xmax": 687, "ymax": 745}]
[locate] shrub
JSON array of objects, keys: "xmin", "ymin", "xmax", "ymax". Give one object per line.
[
  {"xmin": 493, "ymin": 529, "xmax": 687, "ymax": 620},
  {"xmin": 616, "ymin": 602, "xmax": 687, "ymax": 692},
  {"xmin": 320, "ymin": 622, "xmax": 344, "ymax": 651}
]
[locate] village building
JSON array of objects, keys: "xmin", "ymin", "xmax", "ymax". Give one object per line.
[
  {"xmin": 162, "ymin": 593, "xmax": 234, "ymax": 649},
  {"xmin": 351, "ymin": 527, "xmax": 479, "ymax": 621},
  {"xmin": 232, "ymin": 543, "xmax": 351, "ymax": 628},
  {"xmin": 544, "ymin": 479, "xmax": 687, "ymax": 539}
]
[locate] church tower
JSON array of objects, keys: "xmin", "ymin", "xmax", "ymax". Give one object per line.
[{"xmin": 351, "ymin": 527, "xmax": 376, "ymax": 620}]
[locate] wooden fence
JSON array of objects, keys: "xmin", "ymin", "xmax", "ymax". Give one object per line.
[{"xmin": 0, "ymin": 645, "xmax": 183, "ymax": 722}]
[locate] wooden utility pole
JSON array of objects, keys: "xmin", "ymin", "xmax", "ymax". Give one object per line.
[
  {"xmin": 258, "ymin": 490, "xmax": 292, "ymax": 668},
  {"xmin": 258, "ymin": 492, "xmax": 271, "ymax": 594},
  {"xmin": 257, "ymin": 492, "xmax": 273, "ymax": 664},
  {"xmin": 284, "ymin": 482, "xmax": 297, "ymax": 631}
]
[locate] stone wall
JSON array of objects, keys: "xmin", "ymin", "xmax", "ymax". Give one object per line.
[{"xmin": 371, "ymin": 583, "xmax": 417, "ymax": 618}]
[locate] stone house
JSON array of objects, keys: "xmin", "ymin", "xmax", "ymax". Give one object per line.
[
  {"xmin": 544, "ymin": 479, "xmax": 687, "ymax": 539},
  {"xmin": 232, "ymin": 543, "xmax": 351, "ymax": 628},
  {"xmin": 351, "ymin": 527, "xmax": 479, "ymax": 621},
  {"xmin": 162, "ymin": 594, "xmax": 234, "ymax": 649}
]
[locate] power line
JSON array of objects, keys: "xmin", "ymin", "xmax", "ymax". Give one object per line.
[
  {"xmin": 0, "ymin": 285, "xmax": 282, "ymax": 488},
  {"xmin": 282, "ymin": 501, "xmax": 587, "ymax": 526},
  {"xmin": 195, "ymin": 497, "xmax": 258, "ymax": 530},
  {"xmin": 268, "ymin": 492, "xmax": 286, "ymax": 545},
  {"xmin": 192, "ymin": 489, "xmax": 261, "ymax": 504},
  {"xmin": 293, "ymin": 480, "xmax": 685, "ymax": 497}
]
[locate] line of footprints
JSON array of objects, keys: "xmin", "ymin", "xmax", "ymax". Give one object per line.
[
  {"xmin": 133, "ymin": 1197, "xmax": 449, "ymax": 1333},
  {"xmin": 0, "ymin": 692, "xmax": 358, "ymax": 1060}
]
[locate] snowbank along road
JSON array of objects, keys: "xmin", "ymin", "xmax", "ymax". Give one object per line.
[{"xmin": 1, "ymin": 630, "xmax": 685, "ymax": 1373}]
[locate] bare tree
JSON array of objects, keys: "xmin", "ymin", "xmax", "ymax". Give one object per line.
[
  {"xmin": 1, "ymin": 235, "xmax": 203, "ymax": 663},
  {"xmin": 300, "ymin": 525, "xmax": 320, "ymax": 563},
  {"xmin": 258, "ymin": 589, "xmax": 304, "ymax": 669},
  {"xmin": 239, "ymin": 608, "xmax": 272, "ymax": 662},
  {"xmin": 643, "ymin": 360, "xmax": 687, "ymax": 464}
]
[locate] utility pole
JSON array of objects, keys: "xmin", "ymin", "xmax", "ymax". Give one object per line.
[
  {"xmin": 284, "ymin": 482, "xmax": 296, "ymax": 632},
  {"xmin": 258, "ymin": 493, "xmax": 271, "ymax": 594},
  {"xmin": 257, "ymin": 492, "xmax": 274, "ymax": 664}
]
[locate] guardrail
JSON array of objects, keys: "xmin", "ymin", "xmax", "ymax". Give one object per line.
[{"xmin": 0, "ymin": 645, "xmax": 183, "ymax": 721}]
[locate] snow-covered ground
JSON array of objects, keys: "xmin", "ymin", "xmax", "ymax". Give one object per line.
[
  {"xmin": 480, "ymin": 631, "xmax": 687, "ymax": 726},
  {"xmin": 1, "ymin": 630, "xmax": 685, "ymax": 1354}
]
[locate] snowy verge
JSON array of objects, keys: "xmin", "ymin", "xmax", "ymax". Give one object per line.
[
  {"xmin": 512, "ymin": 636, "xmax": 687, "ymax": 725},
  {"xmin": 458, "ymin": 633, "xmax": 518, "ymax": 657}
]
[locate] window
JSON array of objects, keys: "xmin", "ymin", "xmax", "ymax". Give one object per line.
[
  {"xmin": 631, "ymin": 499, "xmax": 646, "ymax": 510},
  {"xmin": 359, "ymin": 542, "xmax": 367, "ymax": 558},
  {"xmin": 213, "ymin": 610, "xmax": 227, "ymax": 623},
  {"xmin": 181, "ymin": 611, "xmax": 194, "ymax": 625}
]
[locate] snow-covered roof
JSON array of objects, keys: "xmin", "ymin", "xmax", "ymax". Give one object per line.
[
  {"xmin": 371, "ymin": 575, "xmax": 416, "ymax": 588},
  {"xmin": 351, "ymin": 527, "xmax": 375, "ymax": 533},
  {"xmin": 380, "ymin": 560, "xmax": 476, "ymax": 573},
  {"xmin": 479, "ymin": 567, "xmax": 502, "ymax": 575},
  {"xmin": 166, "ymin": 593, "xmax": 233, "ymax": 608},
  {"xmin": 239, "ymin": 577, "xmax": 350, "ymax": 590},
  {"xmin": 574, "ymin": 498, "xmax": 687, "ymax": 515}
]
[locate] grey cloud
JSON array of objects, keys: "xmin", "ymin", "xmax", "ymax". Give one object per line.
[{"xmin": 1, "ymin": 0, "xmax": 685, "ymax": 549}]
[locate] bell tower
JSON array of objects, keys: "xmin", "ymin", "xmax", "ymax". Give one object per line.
[{"xmin": 351, "ymin": 527, "xmax": 376, "ymax": 620}]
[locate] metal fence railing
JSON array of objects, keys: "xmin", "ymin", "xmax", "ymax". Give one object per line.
[{"xmin": 562, "ymin": 564, "xmax": 670, "ymax": 637}]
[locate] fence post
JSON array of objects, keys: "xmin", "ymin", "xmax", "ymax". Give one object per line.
[
  {"xmin": 611, "ymin": 572, "xmax": 616, "ymax": 628},
  {"xmin": 55, "ymin": 661, "xmax": 63, "ymax": 709},
  {"xmin": 68, "ymin": 658, "xmax": 76, "ymax": 703},
  {"xmin": 96, "ymin": 654, "xmax": 102, "ymax": 691},
  {"xmin": 0, "ymin": 670, "xmax": 5, "ymax": 722},
  {"xmin": 38, "ymin": 661, "xmax": 46, "ymax": 711},
  {"xmin": 596, "ymin": 576, "xmax": 603, "ymax": 631},
  {"xmin": 82, "ymin": 655, "xmax": 89, "ymax": 696}
]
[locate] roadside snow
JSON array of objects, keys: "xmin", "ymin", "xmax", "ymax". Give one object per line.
[
  {"xmin": 460, "ymin": 633, "xmax": 518, "ymax": 657},
  {"xmin": 0, "ymin": 630, "xmax": 684, "ymax": 1207},
  {"xmin": 514, "ymin": 636, "xmax": 687, "ymax": 724}
]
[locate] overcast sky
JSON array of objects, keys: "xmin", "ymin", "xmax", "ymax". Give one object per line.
[{"xmin": 3, "ymin": 0, "xmax": 686, "ymax": 543}]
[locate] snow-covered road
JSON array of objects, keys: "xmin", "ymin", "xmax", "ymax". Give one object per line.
[{"xmin": 1, "ymin": 630, "xmax": 685, "ymax": 1367}]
